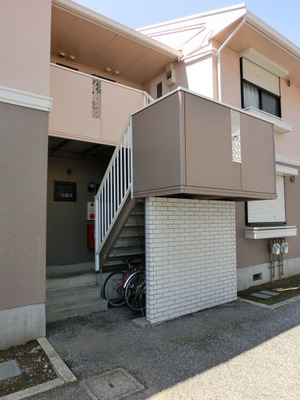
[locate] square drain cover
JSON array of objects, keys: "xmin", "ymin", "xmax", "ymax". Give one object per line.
[
  {"xmin": 84, "ymin": 368, "xmax": 144, "ymax": 400},
  {"xmin": 0, "ymin": 360, "xmax": 22, "ymax": 381}
]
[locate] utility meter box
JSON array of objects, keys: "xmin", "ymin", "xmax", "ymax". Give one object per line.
[
  {"xmin": 166, "ymin": 69, "xmax": 176, "ymax": 86},
  {"xmin": 87, "ymin": 202, "xmax": 95, "ymax": 221}
]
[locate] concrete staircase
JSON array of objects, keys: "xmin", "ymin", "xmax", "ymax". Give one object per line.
[
  {"xmin": 46, "ymin": 263, "xmax": 107, "ymax": 323},
  {"xmin": 101, "ymin": 199, "xmax": 145, "ymax": 270}
]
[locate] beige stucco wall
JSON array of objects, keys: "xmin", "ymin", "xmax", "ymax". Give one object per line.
[
  {"xmin": 0, "ymin": 0, "xmax": 51, "ymax": 96},
  {"xmin": 275, "ymin": 80, "xmax": 300, "ymax": 159},
  {"xmin": 0, "ymin": 103, "xmax": 48, "ymax": 310},
  {"xmin": 49, "ymin": 64, "xmax": 147, "ymax": 145}
]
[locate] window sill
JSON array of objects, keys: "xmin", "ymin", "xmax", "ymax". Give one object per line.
[
  {"xmin": 245, "ymin": 225, "xmax": 297, "ymax": 239},
  {"xmin": 244, "ymin": 107, "xmax": 292, "ymax": 133}
]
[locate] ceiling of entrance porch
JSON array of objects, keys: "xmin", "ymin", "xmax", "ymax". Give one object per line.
[{"xmin": 51, "ymin": 4, "xmax": 180, "ymax": 85}]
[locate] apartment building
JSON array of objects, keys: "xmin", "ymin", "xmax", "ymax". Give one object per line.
[{"xmin": 1, "ymin": 0, "xmax": 299, "ymax": 349}]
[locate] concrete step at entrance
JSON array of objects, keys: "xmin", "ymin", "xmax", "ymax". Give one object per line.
[
  {"xmin": 46, "ymin": 298, "xmax": 107, "ymax": 323},
  {"xmin": 46, "ymin": 263, "xmax": 105, "ymax": 323},
  {"xmin": 46, "ymin": 272, "xmax": 98, "ymax": 290},
  {"xmin": 46, "ymin": 285, "xmax": 101, "ymax": 306}
]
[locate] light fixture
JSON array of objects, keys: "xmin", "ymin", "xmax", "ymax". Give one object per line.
[
  {"xmin": 88, "ymin": 182, "xmax": 97, "ymax": 192},
  {"xmin": 104, "ymin": 67, "xmax": 112, "ymax": 73},
  {"xmin": 290, "ymin": 175, "xmax": 295, "ymax": 183},
  {"xmin": 287, "ymin": 80, "xmax": 291, "ymax": 87},
  {"xmin": 59, "ymin": 51, "xmax": 66, "ymax": 58},
  {"xmin": 69, "ymin": 55, "xmax": 76, "ymax": 61},
  {"xmin": 113, "ymin": 70, "xmax": 120, "ymax": 76}
]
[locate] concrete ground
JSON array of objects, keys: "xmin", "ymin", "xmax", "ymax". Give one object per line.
[{"xmin": 31, "ymin": 298, "xmax": 300, "ymax": 400}]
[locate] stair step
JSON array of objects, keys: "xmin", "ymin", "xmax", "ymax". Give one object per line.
[
  {"xmin": 46, "ymin": 263, "xmax": 94, "ymax": 279},
  {"xmin": 119, "ymin": 226, "xmax": 144, "ymax": 237},
  {"xmin": 114, "ymin": 237, "xmax": 144, "ymax": 247},
  {"xmin": 46, "ymin": 298, "xmax": 107, "ymax": 323},
  {"xmin": 46, "ymin": 285, "xmax": 100, "ymax": 306},
  {"xmin": 46, "ymin": 272, "xmax": 99, "ymax": 290}
]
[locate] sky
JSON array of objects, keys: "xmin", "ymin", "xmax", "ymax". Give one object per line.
[{"xmin": 73, "ymin": 0, "xmax": 300, "ymax": 48}]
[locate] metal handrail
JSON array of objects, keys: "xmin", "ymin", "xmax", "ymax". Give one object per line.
[{"xmin": 94, "ymin": 92, "xmax": 153, "ymax": 271}]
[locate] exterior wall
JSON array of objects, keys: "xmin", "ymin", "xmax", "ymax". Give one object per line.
[
  {"xmin": 0, "ymin": 0, "xmax": 51, "ymax": 348},
  {"xmin": 236, "ymin": 173, "xmax": 300, "ymax": 290},
  {"xmin": 275, "ymin": 80, "xmax": 300, "ymax": 159},
  {"xmin": 184, "ymin": 57, "xmax": 214, "ymax": 98},
  {"xmin": 0, "ymin": 104, "xmax": 48, "ymax": 304},
  {"xmin": 0, "ymin": 103, "xmax": 48, "ymax": 348},
  {"xmin": 47, "ymin": 155, "xmax": 108, "ymax": 266},
  {"xmin": 145, "ymin": 198, "xmax": 237, "ymax": 324},
  {"xmin": 217, "ymin": 33, "xmax": 300, "ymax": 290},
  {"xmin": 0, "ymin": 0, "xmax": 51, "ymax": 96},
  {"xmin": 220, "ymin": 46, "xmax": 241, "ymax": 107}
]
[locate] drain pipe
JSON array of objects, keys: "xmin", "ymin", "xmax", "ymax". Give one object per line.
[
  {"xmin": 177, "ymin": 17, "xmax": 246, "ymax": 101},
  {"xmin": 270, "ymin": 239, "xmax": 275, "ymax": 281},
  {"xmin": 213, "ymin": 17, "xmax": 246, "ymax": 102}
]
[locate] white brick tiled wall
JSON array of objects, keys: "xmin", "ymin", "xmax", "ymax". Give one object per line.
[{"xmin": 145, "ymin": 197, "xmax": 237, "ymax": 324}]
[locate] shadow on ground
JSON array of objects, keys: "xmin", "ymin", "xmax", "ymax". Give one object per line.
[{"xmin": 29, "ymin": 298, "xmax": 300, "ymax": 399}]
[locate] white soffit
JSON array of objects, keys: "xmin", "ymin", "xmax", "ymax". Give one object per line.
[
  {"xmin": 240, "ymin": 48, "xmax": 289, "ymax": 77},
  {"xmin": 52, "ymin": 0, "xmax": 181, "ymax": 59}
]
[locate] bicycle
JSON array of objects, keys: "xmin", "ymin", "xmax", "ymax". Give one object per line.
[
  {"xmin": 103, "ymin": 260, "xmax": 145, "ymax": 313},
  {"xmin": 124, "ymin": 269, "xmax": 146, "ymax": 314}
]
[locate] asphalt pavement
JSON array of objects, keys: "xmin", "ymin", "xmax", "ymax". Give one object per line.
[{"xmin": 31, "ymin": 297, "xmax": 300, "ymax": 400}]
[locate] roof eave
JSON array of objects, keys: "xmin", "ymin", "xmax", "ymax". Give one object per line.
[
  {"xmin": 52, "ymin": 0, "xmax": 182, "ymax": 59},
  {"xmin": 245, "ymin": 11, "xmax": 300, "ymax": 60}
]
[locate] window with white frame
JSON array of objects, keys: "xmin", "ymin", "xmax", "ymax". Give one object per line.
[
  {"xmin": 241, "ymin": 57, "xmax": 281, "ymax": 118},
  {"xmin": 247, "ymin": 175, "xmax": 285, "ymax": 225},
  {"xmin": 150, "ymin": 73, "xmax": 168, "ymax": 100}
]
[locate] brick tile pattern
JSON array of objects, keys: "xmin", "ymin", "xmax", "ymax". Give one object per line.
[{"xmin": 145, "ymin": 197, "xmax": 237, "ymax": 323}]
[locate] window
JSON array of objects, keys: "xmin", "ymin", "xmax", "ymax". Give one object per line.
[
  {"xmin": 150, "ymin": 73, "xmax": 168, "ymax": 99},
  {"xmin": 247, "ymin": 175, "xmax": 285, "ymax": 225},
  {"xmin": 241, "ymin": 58, "xmax": 281, "ymax": 118}
]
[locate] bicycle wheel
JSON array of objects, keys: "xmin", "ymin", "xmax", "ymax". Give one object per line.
[
  {"xmin": 124, "ymin": 270, "xmax": 146, "ymax": 313},
  {"xmin": 103, "ymin": 271, "xmax": 126, "ymax": 307}
]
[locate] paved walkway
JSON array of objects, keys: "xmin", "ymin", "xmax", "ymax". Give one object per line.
[{"xmin": 32, "ymin": 298, "xmax": 300, "ymax": 400}]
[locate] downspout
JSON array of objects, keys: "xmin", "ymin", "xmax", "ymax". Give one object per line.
[{"xmin": 212, "ymin": 16, "xmax": 246, "ymax": 102}]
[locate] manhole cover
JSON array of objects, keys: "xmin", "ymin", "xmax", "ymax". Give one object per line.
[{"xmin": 84, "ymin": 368, "xmax": 144, "ymax": 400}]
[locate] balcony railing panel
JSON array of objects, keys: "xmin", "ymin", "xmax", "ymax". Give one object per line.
[{"xmin": 49, "ymin": 64, "xmax": 149, "ymax": 145}]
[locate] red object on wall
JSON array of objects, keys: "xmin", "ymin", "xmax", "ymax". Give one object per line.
[{"xmin": 87, "ymin": 223, "xmax": 95, "ymax": 249}]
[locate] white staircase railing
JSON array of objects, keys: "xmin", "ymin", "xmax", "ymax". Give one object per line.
[{"xmin": 94, "ymin": 93, "xmax": 153, "ymax": 271}]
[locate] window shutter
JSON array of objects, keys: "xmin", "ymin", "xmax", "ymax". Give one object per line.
[
  {"xmin": 247, "ymin": 175, "xmax": 285, "ymax": 224},
  {"xmin": 242, "ymin": 58, "xmax": 280, "ymax": 96}
]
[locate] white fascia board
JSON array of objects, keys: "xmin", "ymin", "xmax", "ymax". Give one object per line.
[
  {"xmin": 0, "ymin": 85, "xmax": 53, "ymax": 112},
  {"xmin": 245, "ymin": 11, "xmax": 300, "ymax": 61},
  {"xmin": 276, "ymin": 164, "xmax": 298, "ymax": 176},
  {"xmin": 244, "ymin": 107, "xmax": 292, "ymax": 134},
  {"xmin": 275, "ymin": 154, "xmax": 300, "ymax": 167},
  {"xmin": 245, "ymin": 226, "xmax": 297, "ymax": 239},
  {"xmin": 52, "ymin": 0, "xmax": 181, "ymax": 59},
  {"xmin": 138, "ymin": 3, "xmax": 246, "ymax": 32}
]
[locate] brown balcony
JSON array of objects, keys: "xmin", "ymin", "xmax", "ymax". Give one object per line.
[{"xmin": 132, "ymin": 88, "xmax": 276, "ymax": 201}]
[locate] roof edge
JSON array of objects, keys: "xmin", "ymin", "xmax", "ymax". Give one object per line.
[
  {"xmin": 245, "ymin": 11, "xmax": 300, "ymax": 61},
  {"xmin": 138, "ymin": 3, "xmax": 246, "ymax": 32},
  {"xmin": 52, "ymin": 0, "xmax": 181, "ymax": 59}
]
